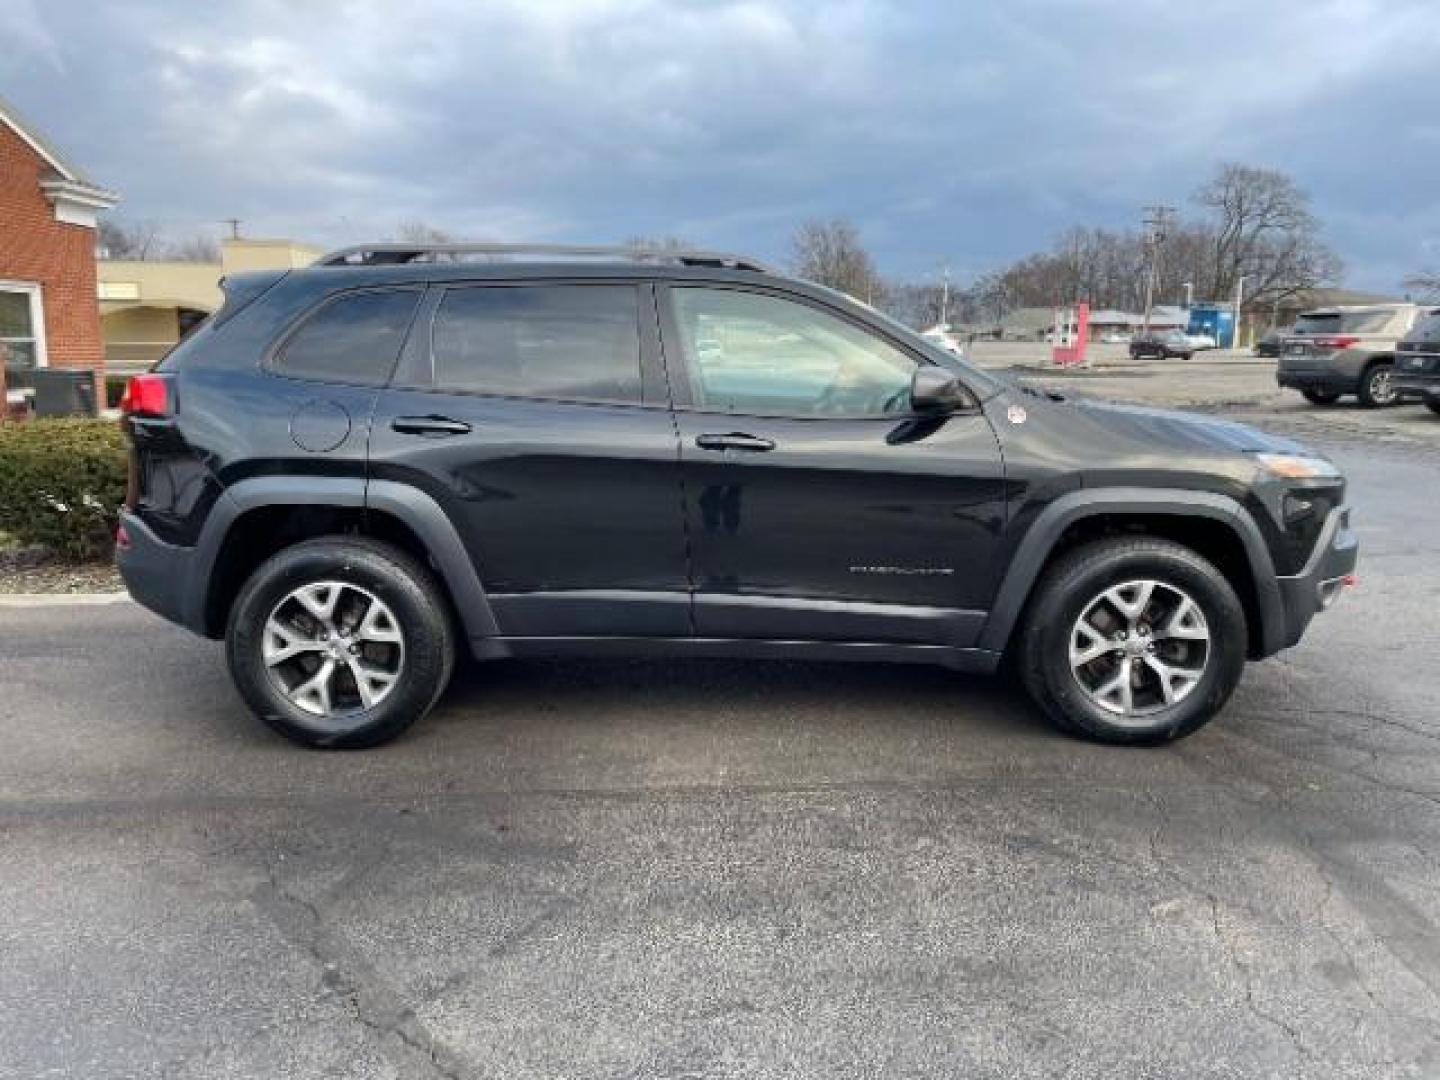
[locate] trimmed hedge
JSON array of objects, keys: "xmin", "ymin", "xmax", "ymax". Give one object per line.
[{"xmin": 0, "ymin": 419, "xmax": 128, "ymax": 562}]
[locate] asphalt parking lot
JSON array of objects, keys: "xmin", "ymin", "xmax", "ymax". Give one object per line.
[{"xmin": 2, "ymin": 393, "xmax": 1438, "ymax": 1078}]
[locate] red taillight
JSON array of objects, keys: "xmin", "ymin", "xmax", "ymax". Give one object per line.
[
  {"xmin": 1313, "ymin": 335, "xmax": 1359, "ymax": 350},
  {"xmin": 115, "ymin": 523, "xmax": 131, "ymax": 551},
  {"xmin": 119, "ymin": 374, "xmax": 172, "ymax": 417}
]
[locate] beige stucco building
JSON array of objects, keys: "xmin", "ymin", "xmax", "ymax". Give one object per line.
[{"xmin": 98, "ymin": 238, "xmax": 321, "ymax": 369}]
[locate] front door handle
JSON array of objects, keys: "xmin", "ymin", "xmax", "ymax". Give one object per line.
[
  {"xmin": 391, "ymin": 415, "xmax": 472, "ymax": 437},
  {"xmin": 695, "ymin": 432, "xmax": 776, "ymax": 453}
]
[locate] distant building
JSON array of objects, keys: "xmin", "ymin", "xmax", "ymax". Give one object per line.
[
  {"xmin": 1264, "ymin": 287, "xmax": 1403, "ymax": 331},
  {"xmin": 0, "ymin": 93, "xmax": 118, "ymax": 393},
  {"xmin": 98, "ymin": 238, "xmax": 322, "ymax": 370}
]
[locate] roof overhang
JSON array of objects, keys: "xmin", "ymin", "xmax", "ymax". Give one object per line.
[
  {"xmin": 1, "ymin": 92, "xmax": 119, "ymax": 229},
  {"xmin": 40, "ymin": 178, "xmax": 119, "ymax": 229}
]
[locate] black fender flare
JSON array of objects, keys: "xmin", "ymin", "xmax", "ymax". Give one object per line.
[
  {"xmin": 977, "ymin": 487, "xmax": 1285, "ymax": 657},
  {"xmin": 185, "ymin": 477, "xmax": 499, "ymax": 644}
]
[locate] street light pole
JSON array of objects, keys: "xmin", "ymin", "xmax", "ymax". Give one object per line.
[{"xmin": 1233, "ymin": 275, "xmax": 1247, "ymax": 350}]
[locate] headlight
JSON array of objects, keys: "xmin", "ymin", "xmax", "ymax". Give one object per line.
[{"xmin": 1253, "ymin": 452, "xmax": 1342, "ymax": 480}]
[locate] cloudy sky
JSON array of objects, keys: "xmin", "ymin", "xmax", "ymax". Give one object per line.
[{"xmin": 5, "ymin": 0, "xmax": 1438, "ymax": 291}]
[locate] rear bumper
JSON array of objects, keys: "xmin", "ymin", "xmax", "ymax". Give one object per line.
[
  {"xmin": 1271, "ymin": 505, "xmax": 1359, "ymax": 653},
  {"xmin": 115, "ymin": 509, "xmax": 206, "ymax": 635},
  {"xmin": 1276, "ymin": 370, "xmax": 1355, "ymax": 394}
]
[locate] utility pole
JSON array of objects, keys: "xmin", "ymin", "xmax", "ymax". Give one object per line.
[
  {"xmin": 940, "ymin": 263, "xmax": 951, "ymax": 330},
  {"xmin": 1140, "ymin": 205, "xmax": 1175, "ymax": 335},
  {"xmin": 221, "ymin": 218, "xmax": 242, "ymax": 240}
]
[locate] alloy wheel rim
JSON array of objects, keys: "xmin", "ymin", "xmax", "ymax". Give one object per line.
[
  {"xmin": 1068, "ymin": 579, "xmax": 1210, "ymax": 723},
  {"xmin": 262, "ymin": 581, "xmax": 405, "ymax": 718},
  {"xmin": 1372, "ymin": 368, "xmax": 1395, "ymax": 404}
]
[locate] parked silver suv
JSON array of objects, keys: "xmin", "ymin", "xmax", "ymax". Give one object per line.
[{"xmin": 1276, "ymin": 303, "xmax": 1439, "ymax": 407}]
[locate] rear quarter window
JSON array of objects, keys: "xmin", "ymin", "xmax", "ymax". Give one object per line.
[
  {"xmin": 272, "ymin": 288, "xmax": 422, "ymax": 386},
  {"xmin": 430, "ymin": 284, "xmax": 643, "ymax": 404}
]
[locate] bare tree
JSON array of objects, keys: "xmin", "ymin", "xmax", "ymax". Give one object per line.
[
  {"xmin": 789, "ymin": 218, "xmax": 884, "ymax": 303},
  {"xmin": 97, "ymin": 218, "xmax": 164, "ymax": 260},
  {"xmin": 624, "ymin": 235, "xmax": 692, "ymax": 253},
  {"xmin": 166, "ymin": 234, "xmax": 221, "ymax": 263},
  {"xmin": 394, "ymin": 220, "xmax": 456, "ymax": 244},
  {"xmin": 1191, "ymin": 164, "xmax": 1341, "ymax": 308},
  {"xmin": 1404, "ymin": 270, "xmax": 1440, "ymax": 301}
]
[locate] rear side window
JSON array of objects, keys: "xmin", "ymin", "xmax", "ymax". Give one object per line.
[
  {"xmin": 431, "ymin": 285, "xmax": 642, "ymax": 404},
  {"xmin": 274, "ymin": 289, "xmax": 421, "ymax": 386},
  {"xmin": 1340, "ymin": 310, "xmax": 1397, "ymax": 334}
]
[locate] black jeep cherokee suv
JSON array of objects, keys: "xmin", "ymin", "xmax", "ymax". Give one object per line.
[{"xmin": 116, "ymin": 243, "xmax": 1358, "ymax": 749}]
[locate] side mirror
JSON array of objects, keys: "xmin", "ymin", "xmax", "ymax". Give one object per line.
[{"xmin": 910, "ymin": 365, "xmax": 969, "ymax": 412}]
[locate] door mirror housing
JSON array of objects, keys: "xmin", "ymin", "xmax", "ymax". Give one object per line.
[{"xmin": 910, "ymin": 365, "xmax": 971, "ymax": 412}]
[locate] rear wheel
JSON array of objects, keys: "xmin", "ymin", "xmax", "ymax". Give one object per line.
[
  {"xmin": 1018, "ymin": 537, "xmax": 1247, "ymax": 745},
  {"xmin": 1302, "ymin": 388, "xmax": 1342, "ymax": 405},
  {"xmin": 226, "ymin": 537, "xmax": 455, "ymax": 748},
  {"xmin": 1427, "ymin": 400, "xmax": 1440, "ymax": 417},
  {"xmin": 1357, "ymin": 362, "xmax": 1398, "ymax": 408}
]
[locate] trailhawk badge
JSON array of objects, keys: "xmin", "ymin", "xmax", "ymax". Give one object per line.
[{"xmin": 1007, "ymin": 404, "xmax": 1028, "ymax": 425}]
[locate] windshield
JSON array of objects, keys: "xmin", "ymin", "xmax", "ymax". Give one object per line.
[{"xmin": 1407, "ymin": 311, "xmax": 1440, "ymax": 343}]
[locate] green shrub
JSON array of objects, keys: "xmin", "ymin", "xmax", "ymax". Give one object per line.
[{"xmin": 0, "ymin": 418, "xmax": 128, "ymax": 561}]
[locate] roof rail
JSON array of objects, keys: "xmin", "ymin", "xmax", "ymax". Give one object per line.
[{"xmin": 314, "ymin": 242, "xmax": 773, "ymax": 273}]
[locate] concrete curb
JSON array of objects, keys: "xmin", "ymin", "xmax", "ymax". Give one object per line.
[{"xmin": 0, "ymin": 592, "xmax": 132, "ymax": 608}]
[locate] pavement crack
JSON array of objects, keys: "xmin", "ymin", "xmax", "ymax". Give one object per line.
[
  {"xmin": 1208, "ymin": 895, "xmax": 1316, "ymax": 1066},
  {"xmin": 251, "ymin": 857, "xmax": 475, "ymax": 1080}
]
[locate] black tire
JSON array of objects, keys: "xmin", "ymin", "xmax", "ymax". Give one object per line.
[
  {"xmin": 1427, "ymin": 400, "xmax": 1440, "ymax": 417},
  {"xmin": 1356, "ymin": 362, "xmax": 1398, "ymax": 408},
  {"xmin": 1302, "ymin": 388, "xmax": 1342, "ymax": 405},
  {"xmin": 1017, "ymin": 537, "xmax": 1247, "ymax": 745},
  {"xmin": 226, "ymin": 537, "xmax": 455, "ymax": 748}
]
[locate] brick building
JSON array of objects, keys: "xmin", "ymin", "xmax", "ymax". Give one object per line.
[{"xmin": 1, "ymin": 93, "xmax": 118, "ymax": 403}]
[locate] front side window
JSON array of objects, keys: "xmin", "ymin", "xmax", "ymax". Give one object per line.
[
  {"xmin": 431, "ymin": 285, "xmax": 642, "ymax": 404},
  {"xmin": 0, "ymin": 286, "xmax": 41, "ymax": 368},
  {"xmin": 275, "ymin": 289, "xmax": 421, "ymax": 386},
  {"xmin": 670, "ymin": 287, "xmax": 917, "ymax": 417}
]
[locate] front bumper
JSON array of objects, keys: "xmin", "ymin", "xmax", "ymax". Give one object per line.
[
  {"xmin": 1393, "ymin": 373, "xmax": 1440, "ymax": 402},
  {"xmin": 1273, "ymin": 505, "xmax": 1359, "ymax": 651},
  {"xmin": 115, "ymin": 509, "xmax": 207, "ymax": 635}
]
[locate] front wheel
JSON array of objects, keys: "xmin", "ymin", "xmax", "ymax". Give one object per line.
[
  {"xmin": 1302, "ymin": 388, "xmax": 1342, "ymax": 405},
  {"xmin": 226, "ymin": 537, "xmax": 455, "ymax": 748},
  {"xmin": 1357, "ymin": 363, "xmax": 1399, "ymax": 408},
  {"xmin": 1018, "ymin": 537, "xmax": 1248, "ymax": 745}
]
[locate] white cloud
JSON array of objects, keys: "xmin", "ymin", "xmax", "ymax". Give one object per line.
[{"xmin": 4, "ymin": 0, "xmax": 1439, "ymax": 287}]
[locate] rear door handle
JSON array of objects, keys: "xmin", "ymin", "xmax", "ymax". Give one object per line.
[
  {"xmin": 695, "ymin": 432, "xmax": 776, "ymax": 453},
  {"xmin": 391, "ymin": 415, "xmax": 472, "ymax": 437}
]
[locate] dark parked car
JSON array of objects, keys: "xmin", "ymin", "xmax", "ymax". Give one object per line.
[
  {"xmin": 1394, "ymin": 308, "xmax": 1440, "ymax": 415},
  {"xmin": 116, "ymin": 243, "xmax": 1357, "ymax": 749},
  {"xmin": 1254, "ymin": 328, "xmax": 1287, "ymax": 358},
  {"xmin": 1129, "ymin": 330, "xmax": 1195, "ymax": 360}
]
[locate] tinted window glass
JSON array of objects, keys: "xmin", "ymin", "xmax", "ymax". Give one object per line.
[
  {"xmin": 276, "ymin": 289, "xmax": 420, "ymax": 385},
  {"xmin": 1408, "ymin": 311, "xmax": 1440, "ymax": 343},
  {"xmin": 432, "ymin": 285, "xmax": 642, "ymax": 403},
  {"xmin": 671, "ymin": 288, "xmax": 917, "ymax": 416},
  {"xmin": 1294, "ymin": 310, "xmax": 1396, "ymax": 335}
]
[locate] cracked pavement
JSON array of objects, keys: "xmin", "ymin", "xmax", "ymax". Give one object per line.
[{"xmin": 1, "ymin": 432, "xmax": 1437, "ymax": 1078}]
